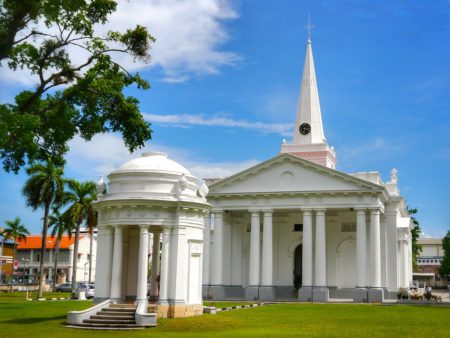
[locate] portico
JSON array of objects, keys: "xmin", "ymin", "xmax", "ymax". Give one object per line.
[{"xmin": 203, "ymin": 160, "xmax": 393, "ymax": 303}]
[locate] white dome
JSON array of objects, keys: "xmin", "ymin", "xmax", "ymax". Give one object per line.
[{"xmin": 115, "ymin": 151, "xmax": 191, "ymax": 175}]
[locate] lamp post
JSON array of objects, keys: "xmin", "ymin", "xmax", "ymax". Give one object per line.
[{"xmin": 21, "ymin": 258, "xmax": 30, "ymax": 285}]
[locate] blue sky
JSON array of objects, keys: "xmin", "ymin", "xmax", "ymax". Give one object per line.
[{"xmin": 0, "ymin": 0, "xmax": 449, "ymax": 237}]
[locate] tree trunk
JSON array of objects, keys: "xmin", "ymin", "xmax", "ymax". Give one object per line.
[
  {"xmin": 70, "ymin": 222, "xmax": 81, "ymax": 295},
  {"xmin": 88, "ymin": 230, "xmax": 93, "ymax": 283},
  {"xmin": 52, "ymin": 236, "xmax": 60, "ymax": 292},
  {"xmin": 9, "ymin": 241, "xmax": 16, "ymax": 292},
  {"xmin": 37, "ymin": 204, "xmax": 50, "ymax": 299}
]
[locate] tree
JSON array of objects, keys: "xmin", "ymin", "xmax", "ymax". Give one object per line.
[
  {"xmin": 0, "ymin": 0, "xmax": 154, "ymax": 173},
  {"xmin": 63, "ymin": 179, "xmax": 96, "ymax": 295},
  {"xmin": 3, "ymin": 217, "xmax": 30, "ymax": 291},
  {"xmin": 439, "ymin": 231, "xmax": 450, "ymax": 278},
  {"xmin": 48, "ymin": 207, "xmax": 73, "ymax": 291},
  {"xmin": 22, "ymin": 159, "xmax": 65, "ymax": 298},
  {"xmin": 408, "ymin": 207, "xmax": 422, "ymax": 272}
]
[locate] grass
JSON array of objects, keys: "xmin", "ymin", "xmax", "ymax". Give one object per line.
[{"xmin": 0, "ymin": 299, "xmax": 449, "ymax": 337}]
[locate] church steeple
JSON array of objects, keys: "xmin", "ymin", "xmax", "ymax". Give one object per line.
[
  {"xmin": 280, "ymin": 27, "xmax": 337, "ymax": 169},
  {"xmin": 292, "ymin": 35, "xmax": 326, "ymax": 145}
]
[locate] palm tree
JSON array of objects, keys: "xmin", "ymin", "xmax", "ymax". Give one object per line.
[
  {"xmin": 22, "ymin": 160, "xmax": 65, "ymax": 298},
  {"xmin": 86, "ymin": 209, "xmax": 97, "ymax": 284},
  {"xmin": 63, "ymin": 179, "xmax": 96, "ymax": 294},
  {"xmin": 48, "ymin": 208, "xmax": 73, "ymax": 292},
  {"xmin": 3, "ymin": 217, "xmax": 30, "ymax": 291}
]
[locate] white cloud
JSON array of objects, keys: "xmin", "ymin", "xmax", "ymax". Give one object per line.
[
  {"xmin": 143, "ymin": 112, "xmax": 293, "ymax": 136},
  {"xmin": 65, "ymin": 133, "xmax": 258, "ymax": 181},
  {"xmin": 0, "ymin": 0, "xmax": 240, "ymax": 86}
]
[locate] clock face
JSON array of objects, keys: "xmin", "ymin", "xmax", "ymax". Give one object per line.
[{"xmin": 299, "ymin": 123, "xmax": 311, "ymax": 135}]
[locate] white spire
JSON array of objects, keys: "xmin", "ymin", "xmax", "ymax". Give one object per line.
[{"xmin": 292, "ymin": 31, "xmax": 326, "ymax": 145}]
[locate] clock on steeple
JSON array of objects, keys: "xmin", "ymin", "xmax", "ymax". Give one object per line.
[{"xmin": 299, "ymin": 123, "xmax": 311, "ymax": 135}]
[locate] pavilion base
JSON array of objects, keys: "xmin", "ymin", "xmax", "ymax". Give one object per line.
[
  {"xmin": 353, "ymin": 288, "xmax": 368, "ymax": 303},
  {"xmin": 245, "ymin": 286, "xmax": 260, "ymax": 301},
  {"xmin": 312, "ymin": 287, "xmax": 329, "ymax": 303},
  {"xmin": 259, "ymin": 286, "xmax": 276, "ymax": 301},
  {"xmin": 299, "ymin": 286, "xmax": 313, "ymax": 302},
  {"xmin": 156, "ymin": 303, "xmax": 203, "ymax": 318},
  {"xmin": 368, "ymin": 288, "xmax": 384, "ymax": 303}
]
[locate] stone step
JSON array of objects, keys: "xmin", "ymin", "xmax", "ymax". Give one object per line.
[
  {"xmin": 92, "ymin": 315, "xmax": 135, "ymax": 320},
  {"xmin": 102, "ymin": 308, "xmax": 135, "ymax": 314},
  {"xmin": 97, "ymin": 311, "xmax": 135, "ymax": 317},
  {"xmin": 110, "ymin": 304, "xmax": 137, "ymax": 309},
  {"xmin": 84, "ymin": 319, "xmax": 136, "ymax": 324}
]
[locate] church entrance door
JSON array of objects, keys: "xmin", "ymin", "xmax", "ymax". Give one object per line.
[{"xmin": 294, "ymin": 244, "xmax": 302, "ymax": 289}]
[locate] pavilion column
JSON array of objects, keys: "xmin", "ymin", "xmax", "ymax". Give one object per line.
[
  {"xmin": 150, "ymin": 230, "xmax": 161, "ymax": 301},
  {"xmin": 312, "ymin": 209, "xmax": 328, "ymax": 302},
  {"xmin": 202, "ymin": 213, "xmax": 211, "ymax": 288},
  {"xmin": 299, "ymin": 209, "xmax": 313, "ymax": 302},
  {"xmin": 159, "ymin": 227, "xmax": 171, "ymax": 304},
  {"xmin": 356, "ymin": 209, "xmax": 367, "ymax": 288},
  {"xmin": 211, "ymin": 211, "xmax": 223, "ymax": 286},
  {"xmin": 110, "ymin": 225, "xmax": 123, "ymax": 300},
  {"xmin": 260, "ymin": 209, "xmax": 274, "ymax": 300},
  {"xmin": 368, "ymin": 208, "xmax": 384, "ymax": 302},
  {"xmin": 93, "ymin": 226, "xmax": 113, "ymax": 302},
  {"xmin": 136, "ymin": 225, "xmax": 149, "ymax": 302}
]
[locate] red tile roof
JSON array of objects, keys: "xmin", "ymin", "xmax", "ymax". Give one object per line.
[{"xmin": 16, "ymin": 235, "xmax": 84, "ymax": 249}]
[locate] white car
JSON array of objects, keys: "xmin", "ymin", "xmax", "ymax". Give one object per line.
[{"xmin": 72, "ymin": 283, "xmax": 95, "ymax": 299}]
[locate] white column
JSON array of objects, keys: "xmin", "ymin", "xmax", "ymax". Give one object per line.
[
  {"xmin": 93, "ymin": 226, "xmax": 113, "ymax": 300},
  {"xmin": 159, "ymin": 227, "xmax": 171, "ymax": 303},
  {"xmin": 261, "ymin": 210, "xmax": 273, "ymax": 286},
  {"xmin": 302, "ymin": 209, "xmax": 313, "ymax": 287},
  {"xmin": 249, "ymin": 210, "xmax": 261, "ymax": 286},
  {"xmin": 150, "ymin": 230, "xmax": 161, "ymax": 300},
  {"xmin": 211, "ymin": 211, "xmax": 223, "ymax": 285},
  {"xmin": 356, "ymin": 209, "xmax": 367, "ymax": 287},
  {"xmin": 202, "ymin": 213, "xmax": 211, "ymax": 285},
  {"xmin": 370, "ymin": 209, "xmax": 381, "ymax": 288},
  {"xmin": 110, "ymin": 225, "xmax": 123, "ymax": 300},
  {"xmin": 314, "ymin": 209, "xmax": 326, "ymax": 287},
  {"xmin": 136, "ymin": 225, "xmax": 149, "ymax": 302}
]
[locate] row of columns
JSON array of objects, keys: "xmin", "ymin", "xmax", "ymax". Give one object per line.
[
  {"xmin": 208, "ymin": 207, "xmax": 382, "ymax": 290},
  {"xmin": 96, "ymin": 225, "xmax": 167, "ymax": 302}
]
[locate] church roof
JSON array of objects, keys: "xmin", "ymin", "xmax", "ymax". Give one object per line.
[{"xmin": 208, "ymin": 153, "xmax": 386, "ymax": 195}]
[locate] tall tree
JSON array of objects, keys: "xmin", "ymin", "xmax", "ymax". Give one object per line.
[
  {"xmin": 0, "ymin": 0, "xmax": 154, "ymax": 173},
  {"xmin": 48, "ymin": 207, "xmax": 72, "ymax": 291},
  {"xmin": 63, "ymin": 179, "xmax": 96, "ymax": 294},
  {"xmin": 408, "ymin": 207, "xmax": 422, "ymax": 272},
  {"xmin": 3, "ymin": 217, "xmax": 30, "ymax": 291},
  {"xmin": 439, "ymin": 231, "xmax": 450, "ymax": 278},
  {"xmin": 22, "ymin": 159, "xmax": 65, "ymax": 298}
]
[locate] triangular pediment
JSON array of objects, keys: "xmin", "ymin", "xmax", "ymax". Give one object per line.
[{"xmin": 209, "ymin": 154, "xmax": 383, "ymax": 195}]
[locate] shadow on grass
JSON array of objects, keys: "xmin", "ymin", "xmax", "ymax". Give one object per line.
[{"xmin": 2, "ymin": 315, "xmax": 66, "ymax": 324}]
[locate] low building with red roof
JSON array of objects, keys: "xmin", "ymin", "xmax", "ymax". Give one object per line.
[{"xmin": 15, "ymin": 231, "xmax": 96, "ymax": 284}]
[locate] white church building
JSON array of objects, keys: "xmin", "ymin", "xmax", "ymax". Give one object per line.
[
  {"xmin": 202, "ymin": 34, "xmax": 413, "ymax": 303},
  {"xmin": 69, "ymin": 32, "xmax": 414, "ymax": 328}
]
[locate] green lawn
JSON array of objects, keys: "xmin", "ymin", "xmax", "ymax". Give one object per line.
[{"xmin": 0, "ymin": 299, "xmax": 448, "ymax": 337}]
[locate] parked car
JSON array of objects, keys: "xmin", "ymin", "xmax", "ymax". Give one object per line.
[
  {"xmin": 55, "ymin": 282, "xmax": 72, "ymax": 292},
  {"xmin": 72, "ymin": 282, "xmax": 95, "ymax": 299}
]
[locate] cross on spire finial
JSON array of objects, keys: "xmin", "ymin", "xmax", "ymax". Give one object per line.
[{"xmin": 306, "ymin": 14, "xmax": 314, "ymax": 43}]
